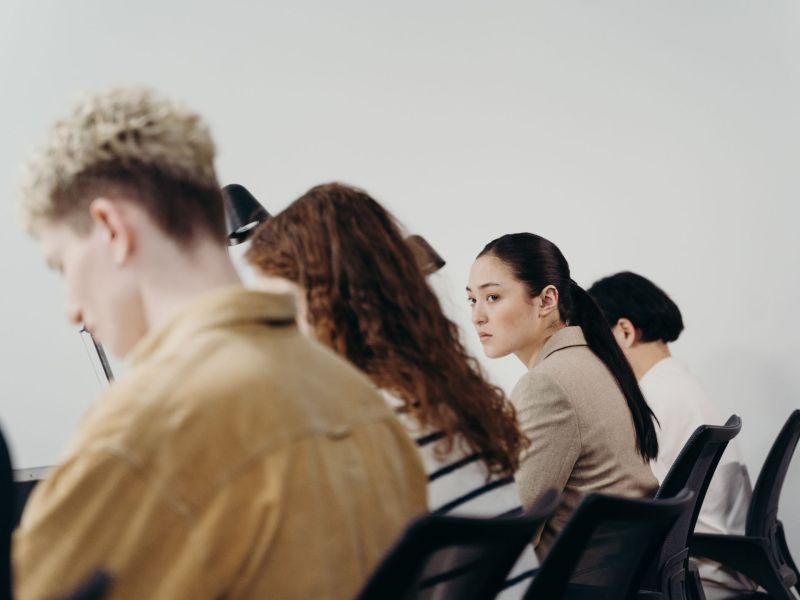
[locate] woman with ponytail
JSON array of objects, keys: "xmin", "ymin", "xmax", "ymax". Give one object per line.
[{"xmin": 467, "ymin": 232, "xmax": 659, "ymax": 558}]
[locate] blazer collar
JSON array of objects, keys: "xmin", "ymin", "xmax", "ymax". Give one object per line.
[
  {"xmin": 128, "ymin": 286, "xmax": 297, "ymax": 368},
  {"xmin": 533, "ymin": 326, "xmax": 587, "ymax": 367}
]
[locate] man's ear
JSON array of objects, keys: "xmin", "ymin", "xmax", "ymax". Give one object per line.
[
  {"xmin": 538, "ymin": 284, "xmax": 559, "ymax": 317},
  {"xmin": 88, "ymin": 198, "xmax": 135, "ymax": 265},
  {"xmin": 615, "ymin": 317, "xmax": 640, "ymax": 348}
]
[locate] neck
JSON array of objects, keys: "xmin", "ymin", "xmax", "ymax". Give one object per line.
[
  {"xmin": 629, "ymin": 341, "xmax": 671, "ymax": 380},
  {"xmin": 516, "ymin": 320, "xmax": 566, "ymax": 370},
  {"xmin": 138, "ymin": 236, "xmax": 242, "ymax": 333}
]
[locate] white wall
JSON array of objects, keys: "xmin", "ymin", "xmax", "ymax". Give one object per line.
[{"xmin": 1, "ymin": 0, "xmax": 798, "ymax": 551}]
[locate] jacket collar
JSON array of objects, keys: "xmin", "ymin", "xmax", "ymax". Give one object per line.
[
  {"xmin": 127, "ymin": 286, "xmax": 297, "ymax": 368},
  {"xmin": 533, "ymin": 325, "xmax": 587, "ymax": 368}
]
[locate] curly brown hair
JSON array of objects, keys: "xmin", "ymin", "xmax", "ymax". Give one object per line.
[{"xmin": 246, "ymin": 182, "xmax": 528, "ymax": 475}]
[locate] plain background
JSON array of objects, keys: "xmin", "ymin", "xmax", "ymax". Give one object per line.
[{"xmin": 1, "ymin": 0, "xmax": 798, "ymax": 554}]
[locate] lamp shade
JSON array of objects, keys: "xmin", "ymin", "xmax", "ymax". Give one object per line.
[
  {"xmin": 222, "ymin": 184, "xmax": 271, "ymax": 245},
  {"xmin": 406, "ymin": 234, "xmax": 445, "ymax": 276}
]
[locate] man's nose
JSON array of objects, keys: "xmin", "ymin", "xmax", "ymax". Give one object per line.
[{"xmin": 66, "ymin": 301, "xmax": 83, "ymax": 326}]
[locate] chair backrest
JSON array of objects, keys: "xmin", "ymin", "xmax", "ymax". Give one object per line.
[
  {"xmin": 747, "ymin": 409, "xmax": 800, "ymax": 538},
  {"xmin": 355, "ymin": 489, "xmax": 559, "ymax": 600},
  {"xmin": 644, "ymin": 414, "xmax": 741, "ymax": 596},
  {"xmin": 523, "ymin": 489, "xmax": 693, "ymax": 600},
  {"xmin": 1, "ymin": 424, "xmax": 14, "ymax": 600}
]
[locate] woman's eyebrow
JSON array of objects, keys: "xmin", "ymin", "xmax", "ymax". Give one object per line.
[{"xmin": 465, "ymin": 282, "xmax": 502, "ymax": 292}]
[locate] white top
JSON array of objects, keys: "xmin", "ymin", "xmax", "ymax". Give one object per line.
[
  {"xmin": 640, "ymin": 357, "xmax": 755, "ymax": 592},
  {"xmin": 382, "ymin": 391, "xmax": 536, "ymax": 598}
]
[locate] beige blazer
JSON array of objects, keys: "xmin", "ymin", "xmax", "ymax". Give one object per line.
[{"xmin": 511, "ymin": 326, "xmax": 658, "ymax": 558}]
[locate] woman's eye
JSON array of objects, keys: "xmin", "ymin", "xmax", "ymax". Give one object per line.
[
  {"xmin": 487, "ymin": 294, "xmax": 499, "ymax": 302},
  {"xmin": 467, "ymin": 297, "xmax": 476, "ymax": 306}
]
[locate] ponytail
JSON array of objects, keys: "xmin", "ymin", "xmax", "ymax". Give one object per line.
[{"xmin": 568, "ymin": 280, "xmax": 659, "ymax": 461}]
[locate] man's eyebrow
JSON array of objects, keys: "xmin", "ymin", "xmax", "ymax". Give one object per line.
[{"xmin": 465, "ymin": 282, "xmax": 502, "ymax": 292}]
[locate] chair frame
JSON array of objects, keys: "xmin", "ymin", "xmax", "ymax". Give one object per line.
[
  {"xmin": 691, "ymin": 409, "xmax": 800, "ymax": 600},
  {"xmin": 355, "ymin": 489, "xmax": 559, "ymax": 600},
  {"xmin": 523, "ymin": 489, "xmax": 694, "ymax": 600},
  {"xmin": 639, "ymin": 415, "xmax": 742, "ymax": 600}
]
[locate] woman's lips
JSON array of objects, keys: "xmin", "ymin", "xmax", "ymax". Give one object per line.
[{"xmin": 479, "ymin": 332, "xmax": 492, "ymax": 342}]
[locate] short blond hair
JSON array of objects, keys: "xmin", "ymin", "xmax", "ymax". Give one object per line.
[{"xmin": 18, "ymin": 86, "xmax": 226, "ymax": 242}]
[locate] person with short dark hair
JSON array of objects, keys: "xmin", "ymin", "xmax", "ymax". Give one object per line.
[
  {"xmin": 587, "ymin": 271, "xmax": 684, "ymax": 378},
  {"xmin": 589, "ymin": 271, "xmax": 755, "ymax": 596},
  {"xmin": 14, "ymin": 88, "xmax": 426, "ymax": 600}
]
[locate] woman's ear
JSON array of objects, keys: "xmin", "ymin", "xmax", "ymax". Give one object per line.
[
  {"xmin": 614, "ymin": 317, "xmax": 640, "ymax": 348},
  {"xmin": 538, "ymin": 284, "xmax": 559, "ymax": 317},
  {"xmin": 89, "ymin": 197, "xmax": 135, "ymax": 266}
]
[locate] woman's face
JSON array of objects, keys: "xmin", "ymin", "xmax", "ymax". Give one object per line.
[{"xmin": 467, "ymin": 255, "xmax": 543, "ymax": 361}]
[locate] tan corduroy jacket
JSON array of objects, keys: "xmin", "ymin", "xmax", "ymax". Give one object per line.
[
  {"xmin": 511, "ymin": 326, "xmax": 658, "ymax": 558},
  {"xmin": 14, "ymin": 287, "xmax": 427, "ymax": 600}
]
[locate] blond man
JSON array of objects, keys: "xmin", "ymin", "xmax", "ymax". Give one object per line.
[{"xmin": 14, "ymin": 87, "xmax": 426, "ymax": 600}]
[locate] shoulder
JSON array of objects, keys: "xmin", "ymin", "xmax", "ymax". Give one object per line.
[
  {"xmin": 511, "ymin": 367, "xmax": 572, "ymax": 412},
  {"xmin": 510, "ymin": 366, "xmax": 580, "ymax": 445},
  {"xmin": 641, "ymin": 359, "xmax": 710, "ymax": 408},
  {"xmin": 642, "ymin": 358, "xmax": 706, "ymax": 396},
  {"xmin": 519, "ymin": 344, "xmax": 604, "ymax": 400},
  {"xmin": 540, "ymin": 342, "xmax": 604, "ymax": 379},
  {"xmin": 640, "ymin": 358, "xmax": 725, "ymax": 426},
  {"xmin": 77, "ymin": 326, "xmax": 388, "ymax": 463},
  {"xmin": 524, "ymin": 343, "xmax": 630, "ymax": 419}
]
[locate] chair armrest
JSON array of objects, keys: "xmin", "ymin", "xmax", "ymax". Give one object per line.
[
  {"xmin": 690, "ymin": 533, "xmax": 769, "ymax": 570},
  {"xmin": 690, "ymin": 533, "xmax": 794, "ymax": 598}
]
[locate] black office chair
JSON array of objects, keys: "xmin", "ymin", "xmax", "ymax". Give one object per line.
[
  {"xmin": 638, "ymin": 415, "xmax": 742, "ymax": 600},
  {"xmin": 522, "ymin": 489, "xmax": 693, "ymax": 599},
  {"xmin": 691, "ymin": 409, "xmax": 800, "ymax": 599},
  {"xmin": 355, "ymin": 489, "xmax": 559, "ymax": 600},
  {"xmin": 1, "ymin": 424, "xmax": 14, "ymax": 600}
]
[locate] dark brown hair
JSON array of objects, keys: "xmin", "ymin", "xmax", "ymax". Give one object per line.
[
  {"xmin": 588, "ymin": 271, "xmax": 684, "ymax": 343},
  {"xmin": 247, "ymin": 183, "xmax": 528, "ymax": 475}
]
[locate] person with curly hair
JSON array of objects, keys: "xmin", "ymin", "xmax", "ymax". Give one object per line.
[
  {"xmin": 246, "ymin": 183, "xmax": 530, "ymax": 514},
  {"xmin": 14, "ymin": 88, "xmax": 426, "ymax": 600}
]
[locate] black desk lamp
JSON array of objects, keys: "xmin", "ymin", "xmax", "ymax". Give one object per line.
[
  {"xmin": 406, "ymin": 234, "xmax": 445, "ymax": 276},
  {"xmin": 223, "ymin": 184, "xmax": 271, "ymax": 245}
]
